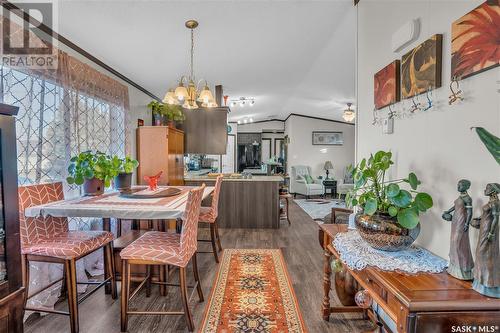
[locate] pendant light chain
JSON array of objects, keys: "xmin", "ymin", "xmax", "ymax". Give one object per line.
[{"xmin": 190, "ymin": 28, "xmax": 194, "ymax": 81}]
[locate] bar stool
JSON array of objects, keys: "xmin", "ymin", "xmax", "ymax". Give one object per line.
[
  {"xmin": 120, "ymin": 185, "xmax": 205, "ymax": 332},
  {"xmin": 18, "ymin": 182, "xmax": 117, "ymax": 333},
  {"xmin": 197, "ymin": 175, "xmax": 223, "ymax": 262}
]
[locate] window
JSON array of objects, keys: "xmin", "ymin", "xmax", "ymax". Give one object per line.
[{"xmin": 0, "ymin": 65, "xmax": 127, "ymax": 186}]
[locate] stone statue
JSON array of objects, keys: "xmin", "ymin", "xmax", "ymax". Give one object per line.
[
  {"xmin": 471, "ymin": 183, "xmax": 500, "ymax": 298},
  {"xmin": 442, "ymin": 179, "xmax": 474, "ymax": 280}
]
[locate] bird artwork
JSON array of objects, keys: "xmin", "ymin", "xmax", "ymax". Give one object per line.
[{"xmin": 144, "ymin": 171, "xmax": 163, "ymax": 191}]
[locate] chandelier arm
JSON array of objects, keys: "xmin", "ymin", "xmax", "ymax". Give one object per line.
[
  {"xmin": 178, "ymin": 75, "xmax": 187, "ymax": 85},
  {"xmin": 197, "ymin": 79, "xmax": 208, "ymax": 91}
]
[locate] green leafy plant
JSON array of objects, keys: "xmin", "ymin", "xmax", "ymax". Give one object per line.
[
  {"xmin": 66, "ymin": 151, "xmax": 118, "ymax": 188},
  {"xmin": 147, "ymin": 100, "xmax": 164, "ymax": 115},
  {"xmin": 164, "ymin": 104, "xmax": 185, "ymax": 122},
  {"xmin": 346, "ymin": 150, "xmax": 433, "ymax": 229},
  {"xmin": 118, "ymin": 156, "xmax": 139, "ymax": 174},
  {"xmin": 471, "ymin": 127, "xmax": 500, "ymax": 165}
]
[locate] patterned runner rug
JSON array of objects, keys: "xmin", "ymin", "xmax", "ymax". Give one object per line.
[{"xmin": 199, "ymin": 249, "xmax": 307, "ymax": 333}]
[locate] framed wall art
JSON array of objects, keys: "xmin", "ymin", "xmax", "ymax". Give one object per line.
[
  {"xmin": 451, "ymin": 0, "xmax": 500, "ymax": 80},
  {"xmin": 374, "ymin": 60, "xmax": 401, "ymax": 110},
  {"xmin": 401, "ymin": 34, "xmax": 443, "ymax": 98},
  {"xmin": 312, "ymin": 131, "xmax": 343, "ymax": 146}
]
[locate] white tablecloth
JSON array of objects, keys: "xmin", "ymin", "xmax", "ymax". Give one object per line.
[{"xmin": 25, "ymin": 186, "xmax": 214, "ymax": 220}]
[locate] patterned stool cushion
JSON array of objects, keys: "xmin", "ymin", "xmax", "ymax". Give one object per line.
[
  {"xmin": 120, "ymin": 231, "xmax": 187, "ymax": 266},
  {"xmin": 199, "ymin": 206, "xmax": 216, "ymax": 223},
  {"xmin": 22, "ymin": 230, "xmax": 114, "ymax": 259}
]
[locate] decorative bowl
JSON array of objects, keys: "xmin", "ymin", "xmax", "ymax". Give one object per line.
[{"xmin": 355, "ymin": 213, "xmax": 420, "ymax": 252}]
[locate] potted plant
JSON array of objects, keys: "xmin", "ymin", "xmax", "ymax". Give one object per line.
[
  {"xmin": 113, "ymin": 156, "xmax": 139, "ymax": 192},
  {"xmin": 164, "ymin": 104, "xmax": 185, "ymax": 128},
  {"xmin": 147, "ymin": 101, "xmax": 165, "ymax": 126},
  {"xmin": 347, "ymin": 150, "xmax": 433, "ymax": 251},
  {"xmin": 66, "ymin": 151, "xmax": 117, "ymax": 196}
]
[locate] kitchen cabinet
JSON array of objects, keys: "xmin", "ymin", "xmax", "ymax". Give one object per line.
[{"xmin": 136, "ymin": 126, "xmax": 184, "ymax": 186}]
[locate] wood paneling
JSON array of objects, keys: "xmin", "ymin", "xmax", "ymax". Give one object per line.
[
  {"xmin": 217, "ymin": 180, "xmax": 280, "ymax": 229},
  {"xmin": 136, "ymin": 126, "xmax": 184, "ymax": 186}
]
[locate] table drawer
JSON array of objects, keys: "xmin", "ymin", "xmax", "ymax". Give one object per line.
[{"xmin": 364, "ymin": 272, "xmax": 387, "ymax": 303}]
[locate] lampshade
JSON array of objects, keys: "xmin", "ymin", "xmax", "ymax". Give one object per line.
[
  {"xmin": 197, "ymin": 84, "xmax": 214, "ymax": 103},
  {"xmin": 163, "ymin": 89, "xmax": 179, "ymax": 105},
  {"xmin": 175, "ymin": 83, "xmax": 189, "ymax": 101},
  {"xmin": 324, "ymin": 161, "xmax": 333, "ymax": 170}
]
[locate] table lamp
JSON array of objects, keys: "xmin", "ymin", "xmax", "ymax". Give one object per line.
[{"xmin": 324, "ymin": 161, "xmax": 333, "ymax": 179}]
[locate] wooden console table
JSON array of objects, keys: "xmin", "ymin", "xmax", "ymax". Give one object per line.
[{"xmin": 319, "ymin": 224, "xmax": 500, "ymax": 333}]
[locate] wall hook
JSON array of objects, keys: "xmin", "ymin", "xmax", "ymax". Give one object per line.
[
  {"xmin": 449, "ymin": 77, "xmax": 464, "ymax": 105},
  {"xmin": 422, "ymin": 88, "xmax": 433, "ymax": 111},
  {"xmin": 388, "ymin": 104, "xmax": 396, "ymax": 119},
  {"xmin": 410, "ymin": 94, "xmax": 421, "ymax": 113}
]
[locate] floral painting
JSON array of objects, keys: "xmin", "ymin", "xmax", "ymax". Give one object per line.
[
  {"xmin": 374, "ymin": 60, "xmax": 400, "ymax": 110},
  {"xmin": 401, "ymin": 34, "xmax": 443, "ymax": 99},
  {"xmin": 451, "ymin": 0, "xmax": 500, "ymax": 80}
]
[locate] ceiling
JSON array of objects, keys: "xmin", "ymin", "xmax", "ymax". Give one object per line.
[{"xmin": 55, "ymin": 0, "xmax": 356, "ymax": 122}]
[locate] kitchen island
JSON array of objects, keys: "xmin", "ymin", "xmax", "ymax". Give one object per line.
[{"xmin": 185, "ymin": 175, "xmax": 283, "ymax": 229}]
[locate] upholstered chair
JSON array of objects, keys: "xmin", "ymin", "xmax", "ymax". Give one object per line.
[
  {"xmin": 120, "ymin": 185, "xmax": 206, "ymax": 332},
  {"xmin": 18, "ymin": 182, "xmax": 116, "ymax": 333},
  {"xmin": 290, "ymin": 165, "xmax": 325, "ymax": 198},
  {"xmin": 197, "ymin": 175, "xmax": 223, "ymax": 262}
]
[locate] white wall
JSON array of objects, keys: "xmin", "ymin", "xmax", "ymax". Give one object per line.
[
  {"xmin": 237, "ymin": 120, "xmax": 284, "ymax": 133},
  {"xmin": 357, "ymin": 0, "xmax": 500, "ymax": 259},
  {"xmin": 286, "ymin": 115, "xmax": 355, "ymax": 180}
]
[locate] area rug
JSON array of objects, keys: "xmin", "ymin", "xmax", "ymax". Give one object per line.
[
  {"xmin": 294, "ymin": 198, "xmax": 345, "ymax": 221},
  {"xmin": 199, "ymin": 249, "xmax": 307, "ymax": 333}
]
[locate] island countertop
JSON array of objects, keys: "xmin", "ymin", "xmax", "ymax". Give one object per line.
[{"xmin": 184, "ymin": 175, "xmax": 283, "ymax": 182}]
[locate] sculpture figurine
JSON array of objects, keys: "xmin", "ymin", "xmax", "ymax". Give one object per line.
[
  {"xmin": 471, "ymin": 183, "xmax": 500, "ymax": 298},
  {"xmin": 144, "ymin": 171, "xmax": 163, "ymax": 191},
  {"xmin": 442, "ymin": 179, "xmax": 474, "ymax": 280}
]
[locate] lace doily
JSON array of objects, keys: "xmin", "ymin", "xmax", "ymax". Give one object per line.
[{"xmin": 333, "ymin": 231, "xmax": 447, "ymax": 274}]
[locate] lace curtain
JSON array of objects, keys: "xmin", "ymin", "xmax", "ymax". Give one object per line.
[{"xmin": 0, "ymin": 15, "xmax": 130, "ymax": 314}]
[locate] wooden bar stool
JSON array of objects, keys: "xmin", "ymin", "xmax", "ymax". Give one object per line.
[
  {"xmin": 197, "ymin": 175, "xmax": 223, "ymax": 262},
  {"xmin": 18, "ymin": 182, "xmax": 117, "ymax": 333},
  {"xmin": 120, "ymin": 185, "xmax": 205, "ymax": 332}
]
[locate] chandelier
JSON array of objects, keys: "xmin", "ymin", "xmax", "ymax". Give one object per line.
[
  {"xmin": 343, "ymin": 103, "xmax": 355, "ymax": 122},
  {"xmin": 163, "ymin": 20, "xmax": 217, "ymax": 109}
]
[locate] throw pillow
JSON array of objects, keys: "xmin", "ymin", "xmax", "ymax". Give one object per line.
[{"xmin": 304, "ymin": 175, "xmax": 314, "ymax": 184}]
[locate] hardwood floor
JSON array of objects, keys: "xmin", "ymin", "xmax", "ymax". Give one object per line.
[{"xmin": 24, "ymin": 200, "xmax": 372, "ymax": 332}]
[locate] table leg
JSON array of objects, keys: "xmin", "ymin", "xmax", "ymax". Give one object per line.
[
  {"xmin": 102, "ymin": 218, "xmax": 111, "ymax": 294},
  {"xmin": 322, "ymin": 248, "xmax": 332, "ymax": 321},
  {"xmin": 286, "ymin": 198, "xmax": 291, "ymax": 225}
]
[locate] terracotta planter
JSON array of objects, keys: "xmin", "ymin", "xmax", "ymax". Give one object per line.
[
  {"xmin": 114, "ymin": 172, "xmax": 132, "ymax": 192},
  {"xmin": 167, "ymin": 120, "xmax": 175, "ymax": 128},
  {"xmin": 83, "ymin": 177, "xmax": 104, "ymax": 196},
  {"xmin": 355, "ymin": 213, "xmax": 420, "ymax": 251}
]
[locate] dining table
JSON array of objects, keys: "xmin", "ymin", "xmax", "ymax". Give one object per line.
[{"xmin": 24, "ymin": 185, "xmax": 215, "ymax": 294}]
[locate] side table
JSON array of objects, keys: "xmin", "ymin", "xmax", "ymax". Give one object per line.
[{"xmin": 322, "ymin": 179, "xmax": 337, "ymax": 198}]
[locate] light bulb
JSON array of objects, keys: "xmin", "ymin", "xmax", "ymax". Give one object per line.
[
  {"xmin": 237, "ymin": 120, "xmax": 241, "ymax": 124},
  {"xmin": 240, "ymin": 101, "xmax": 245, "ymax": 107},
  {"xmin": 250, "ymin": 100, "xmax": 255, "ymax": 106},
  {"xmin": 243, "ymin": 119, "xmax": 248, "ymax": 123},
  {"xmin": 231, "ymin": 101, "xmax": 236, "ymax": 107},
  {"xmin": 249, "ymin": 118, "xmax": 253, "ymax": 123}
]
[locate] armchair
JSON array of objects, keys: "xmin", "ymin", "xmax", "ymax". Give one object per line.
[
  {"xmin": 290, "ymin": 165, "xmax": 325, "ymax": 198},
  {"xmin": 337, "ymin": 167, "xmax": 354, "ymax": 199}
]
